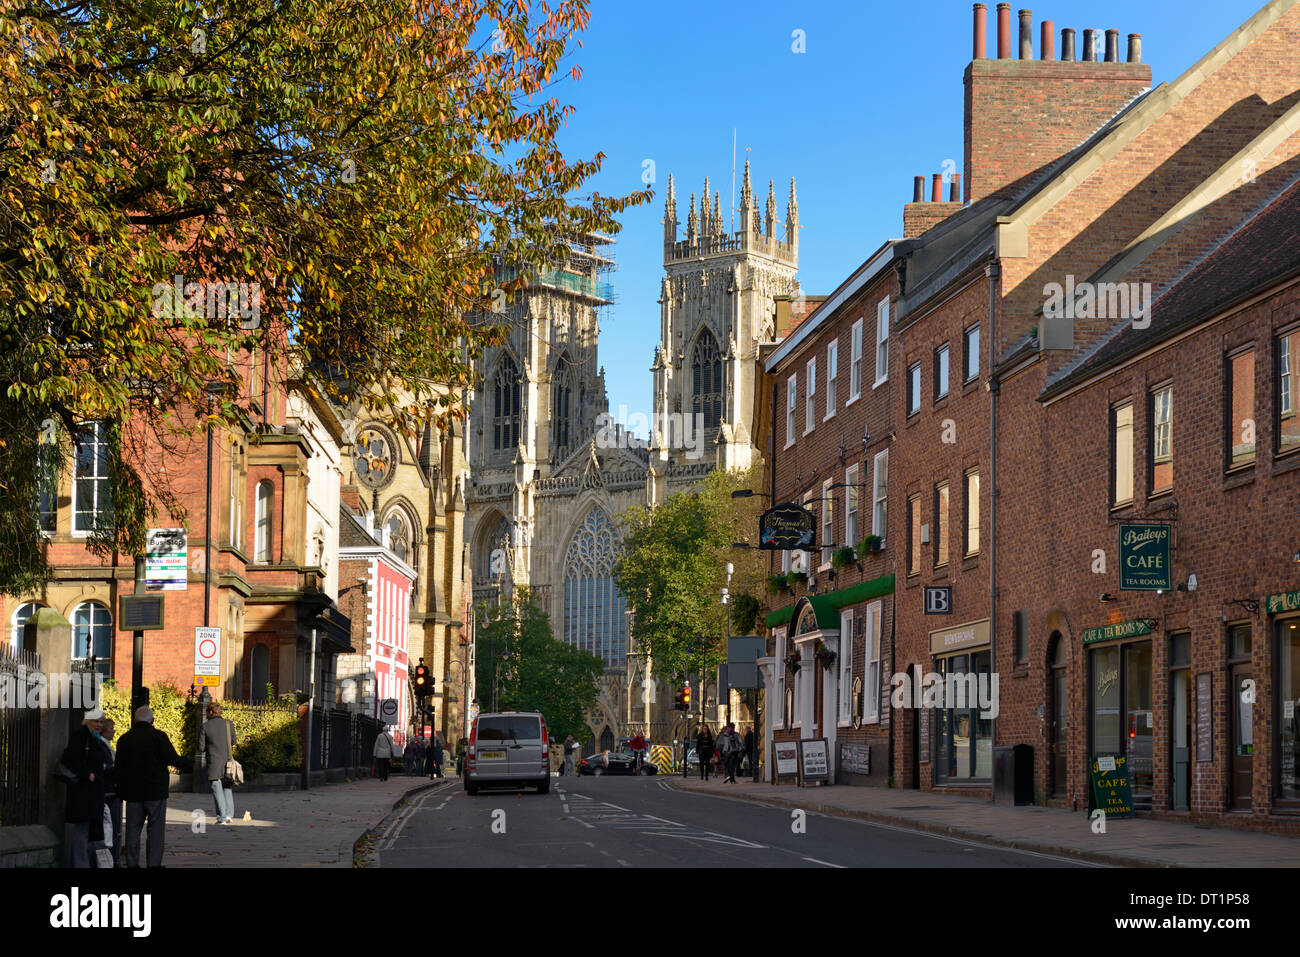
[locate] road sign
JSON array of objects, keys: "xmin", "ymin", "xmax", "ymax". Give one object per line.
[
  {"xmin": 194, "ymin": 627, "xmax": 221, "ymax": 680},
  {"xmin": 146, "ymin": 528, "xmax": 188, "ymax": 590},
  {"xmin": 378, "ymin": 698, "xmax": 400, "ymax": 726}
]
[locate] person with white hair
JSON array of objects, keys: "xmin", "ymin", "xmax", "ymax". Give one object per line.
[
  {"xmin": 115, "ymin": 705, "xmax": 187, "ymax": 867},
  {"xmin": 56, "ymin": 706, "xmax": 111, "ymax": 867}
]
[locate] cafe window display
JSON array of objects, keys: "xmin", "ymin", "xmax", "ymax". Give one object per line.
[{"xmin": 1090, "ymin": 639, "xmax": 1153, "ymax": 808}]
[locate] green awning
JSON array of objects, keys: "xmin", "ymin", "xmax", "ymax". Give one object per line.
[{"xmin": 764, "ymin": 574, "xmax": 895, "ymax": 629}]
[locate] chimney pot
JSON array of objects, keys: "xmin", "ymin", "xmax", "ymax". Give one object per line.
[
  {"xmin": 949, "ymin": 174, "xmax": 962, "ymax": 202},
  {"xmin": 1041, "ymin": 20, "xmax": 1054, "ymax": 59},
  {"xmin": 997, "ymin": 3, "xmax": 1011, "ymax": 59},
  {"xmin": 973, "ymin": 3, "xmax": 987, "ymax": 59},
  {"xmin": 1019, "ymin": 9, "xmax": 1032, "ymax": 60},
  {"xmin": 1105, "ymin": 28, "xmax": 1119, "ymax": 62},
  {"xmin": 931, "ymin": 174, "xmax": 943, "ymax": 203},
  {"xmin": 1061, "ymin": 27, "xmax": 1076, "ymax": 61},
  {"xmin": 1083, "ymin": 28, "xmax": 1097, "ymax": 62},
  {"xmin": 913, "ymin": 176, "xmax": 926, "ymax": 203},
  {"xmin": 1127, "ymin": 32, "xmax": 1142, "ymax": 63}
]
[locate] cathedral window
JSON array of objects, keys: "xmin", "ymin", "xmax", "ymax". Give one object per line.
[
  {"xmin": 493, "ymin": 355, "xmax": 522, "ymax": 451},
  {"xmin": 384, "ymin": 508, "xmax": 413, "ymax": 566},
  {"xmin": 553, "ymin": 353, "xmax": 576, "ymax": 452},
  {"xmin": 562, "ymin": 508, "xmax": 628, "ymax": 670},
  {"xmin": 691, "ymin": 330, "xmax": 722, "ymax": 432}
]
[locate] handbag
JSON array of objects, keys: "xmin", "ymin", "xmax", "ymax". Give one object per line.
[{"xmin": 223, "ymin": 721, "xmax": 244, "ymax": 786}]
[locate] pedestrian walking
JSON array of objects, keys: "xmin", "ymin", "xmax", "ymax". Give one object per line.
[
  {"xmin": 743, "ymin": 727, "xmax": 755, "ymax": 778},
  {"xmin": 100, "ymin": 718, "xmax": 122, "ymax": 867},
  {"xmin": 57, "ymin": 707, "xmax": 110, "ymax": 867},
  {"xmin": 198, "ymin": 702, "xmax": 238, "ymax": 824},
  {"xmin": 718, "ymin": 723, "xmax": 743, "ymax": 783},
  {"xmin": 429, "ymin": 732, "xmax": 444, "ymax": 779},
  {"xmin": 695, "ymin": 725, "xmax": 714, "ymax": 782},
  {"xmin": 372, "ymin": 723, "xmax": 398, "ymax": 781},
  {"xmin": 405, "ymin": 734, "xmax": 424, "ymax": 777},
  {"xmin": 456, "ymin": 736, "xmax": 468, "ymax": 776},
  {"xmin": 562, "ymin": 734, "xmax": 576, "ymax": 777},
  {"xmin": 115, "ymin": 706, "xmax": 187, "ymax": 868}
]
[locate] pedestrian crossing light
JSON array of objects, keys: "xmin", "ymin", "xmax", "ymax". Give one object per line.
[{"xmin": 413, "ymin": 660, "xmax": 433, "ymax": 697}]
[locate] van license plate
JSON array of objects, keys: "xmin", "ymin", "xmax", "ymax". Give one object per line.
[{"xmin": 481, "ymin": 750, "xmax": 505, "ymax": 759}]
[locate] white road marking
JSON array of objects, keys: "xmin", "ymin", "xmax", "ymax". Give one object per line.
[{"xmin": 802, "ymin": 856, "xmax": 846, "ymax": 868}]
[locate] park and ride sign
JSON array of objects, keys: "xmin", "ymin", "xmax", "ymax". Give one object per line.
[{"xmin": 1119, "ymin": 523, "xmax": 1171, "ymax": 591}]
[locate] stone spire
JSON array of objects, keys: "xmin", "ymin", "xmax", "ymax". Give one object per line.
[
  {"xmin": 711, "ymin": 191, "xmax": 722, "ymax": 238},
  {"xmin": 702, "ymin": 176, "xmax": 712, "ymax": 236},
  {"xmin": 765, "ymin": 179, "xmax": 777, "ymax": 238},
  {"xmin": 687, "ymin": 191, "xmax": 698, "ymax": 244},
  {"xmin": 786, "ymin": 177, "xmax": 799, "ymax": 246},
  {"xmin": 664, "ymin": 173, "xmax": 677, "ymax": 245},
  {"xmin": 739, "ymin": 160, "xmax": 754, "ymax": 236}
]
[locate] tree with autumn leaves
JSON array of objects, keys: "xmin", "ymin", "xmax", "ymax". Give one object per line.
[{"xmin": 0, "ymin": 0, "xmax": 647, "ymax": 592}]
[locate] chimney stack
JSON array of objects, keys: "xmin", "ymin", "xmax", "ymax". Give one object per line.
[
  {"xmin": 1019, "ymin": 9, "xmax": 1032, "ymax": 60},
  {"xmin": 1128, "ymin": 33, "xmax": 1142, "ymax": 64},
  {"xmin": 1083, "ymin": 28, "xmax": 1097, "ymax": 62},
  {"xmin": 1040, "ymin": 20, "xmax": 1054, "ymax": 60},
  {"xmin": 1105, "ymin": 28, "xmax": 1119, "ymax": 62},
  {"xmin": 997, "ymin": 3, "xmax": 1011, "ymax": 59},
  {"xmin": 1061, "ymin": 27, "xmax": 1075, "ymax": 61},
  {"xmin": 931, "ymin": 174, "xmax": 944, "ymax": 203},
  {"xmin": 973, "ymin": 3, "xmax": 987, "ymax": 59},
  {"xmin": 913, "ymin": 176, "xmax": 926, "ymax": 203},
  {"xmin": 949, "ymin": 174, "xmax": 962, "ymax": 202}
]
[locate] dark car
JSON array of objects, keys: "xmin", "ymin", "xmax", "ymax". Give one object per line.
[{"xmin": 576, "ymin": 752, "xmax": 658, "ymax": 776}]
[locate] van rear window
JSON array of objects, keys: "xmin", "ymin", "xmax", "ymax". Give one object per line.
[
  {"xmin": 509, "ymin": 717, "xmax": 541, "ymax": 740},
  {"xmin": 476, "ymin": 717, "xmax": 509, "ymax": 741}
]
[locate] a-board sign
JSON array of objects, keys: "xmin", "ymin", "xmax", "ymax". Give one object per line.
[
  {"xmin": 799, "ymin": 738, "xmax": 830, "ymax": 785},
  {"xmin": 840, "ymin": 741, "xmax": 870, "ymax": 776},
  {"xmin": 773, "ymin": 740, "xmax": 799, "ymax": 777},
  {"xmin": 1090, "ymin": 754, "xmax": 1135, "ymax": 818}
]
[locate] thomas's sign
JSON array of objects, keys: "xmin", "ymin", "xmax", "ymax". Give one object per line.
[
  {"xmin": 1119, "ymin": 523, "xmax": 1171, "ymax": 591},
  {"xmin": 759, "ymin": 503, "xmax": 816, "ymax": 551}
]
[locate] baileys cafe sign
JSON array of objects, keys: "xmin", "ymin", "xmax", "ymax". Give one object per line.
[{"xmin": 1119, "ymin": 523, "xmax": 1171, "ymax": 591}]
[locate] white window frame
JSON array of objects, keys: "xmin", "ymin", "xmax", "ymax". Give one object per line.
[
  {"xmin": 785, "ymin": 374, "xmax": 797, "ymax": 449},
  {"xmin": 775, "ymin": 628, "xmax": 788, "ymax": 730},
  {"xmin": 964, "ymin": 322, "xmax": 980, "ymax": 382},
  {"xmin": 845, "ymin": 464, "xmax": 860, "ymax": 547},
  {"xmin": 872, "ymin": 450, "xmax": 888, "ymax": 542},
  {"xmin": 1152, "ymin": 385, "xmax": 1172, "ymax": 464},
  {"xmin": 255, "ymin": 480, "xmax": 274, "ymax": 563},
  {"xmin": 908, "ymin": 361, "xmax": 922, "ymax": 416},
  {"xmin": 824, "ymin": 339, "xmax": 838, "ymax": 420},
  {"xmin": 1282, "ymin": 334, "xmax": 1294, "ymax": 417},
  {"xmin": 821, "ymin": 479, "xmax": 834, "ymax": 566},
  {"xmin": 805, "ymin": 357, "xmax": 817, "ymax": 435},
  {"xmin": 864, "ymin": 600, "xmax": 881, "ymax": 723},
  {"xmin": 71, "ymin": 421, "xmax": 111, "ymax": 535},
  {"xmin": 838, "ymin": 609, "xmax": 854, "ymax": 727},
  {"xmin": 1113, "ymin": 401, "xmax": 1134, "ymax": 504},
  {"xmin": 849, "ymin": 319, "xmax": 864, "ymax": 402},
  {"xmin": 935, "ymin": 482, "xmax": 949, "ymax": 568},
  {"xmin": 965, "ymin": 468, "xmax": 980, "ymax": 557},
  {"xmin": 228, "ymin": 444, "xmax": 242, "ymax": 550},
  {"xmin": 873, "ymin": 297, "xmax": 890, "ymax": 387},
  {"xmin": 936, "ymin": 343, "xmax": 950, "ymax": 400}
]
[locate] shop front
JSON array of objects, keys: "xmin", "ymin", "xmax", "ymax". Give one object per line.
[
  {"xmin": 1082, "ymin": 619, "xmax": 1155, "ymax": 810},
  {"xmin": 928, "ymin": 619, "xmax": 993, "ymax": 787},
  {"xmin": 1270, "ymin": 590, "xmax": 1300, "ymax": 809}
]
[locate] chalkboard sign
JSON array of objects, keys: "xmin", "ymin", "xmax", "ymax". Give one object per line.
[
  {"xmin": 1090, "ymin": 754, "xmax": 1135, "ymax": 818},
  {"xmin": 919, "ymin": 708, "xmax": 931, "ymax": 763},
  {"xmin": 799, "ymin": 739, "xmax": 830, "ymax": 786},
  {"xmin": 1196, "ymin": 673, "xmax": 1213, "ymax": 763}
]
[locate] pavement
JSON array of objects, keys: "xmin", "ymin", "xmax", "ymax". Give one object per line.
[
  {"xmin": 669, "ymin": 774, "xmax": 1300, "ymax": 867},
  {"xmin": 154, "ymin": 773, "xmax": 444, "ymax": 867}
]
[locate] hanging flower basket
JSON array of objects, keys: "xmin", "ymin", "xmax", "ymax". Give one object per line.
[
  {"xmin": 785, "ymin": 651, "xmax": 801, "ymax": 673},
  {"xmin": 789, "ymin": 569, "xmax": 809, "ymax": 585},
  {"xmin": 814, "ymin": 640, "xmax": 837, "ymax": 667},
  {"xmin": 831, "ymin": 546, "xmax": 856, "ymax": 570},
  {"xmin": 767, "ymin": 573, "xmax": 790, "ymax": 595},
  {"xmin": 858, "ymin": 535, "xmax": 884, "ymax": 555}
]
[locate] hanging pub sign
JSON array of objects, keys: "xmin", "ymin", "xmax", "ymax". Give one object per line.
[
  {"xmin": 759, "ymin": 503, "xmax": 817, "ymax": 551},
  {"xmin": 1118, "ymin": 523, "xmax": 1171, "ymax": 591}
]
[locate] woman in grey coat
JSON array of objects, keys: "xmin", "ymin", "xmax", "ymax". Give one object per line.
[{"xmin": 198, "ymin": 702, "xmax": 237, "ymax": 824}]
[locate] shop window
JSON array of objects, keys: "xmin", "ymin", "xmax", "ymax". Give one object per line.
[
  {"xmin": 1111, "ymin": 402, "xmax": 1134, "ymax": 505},
  {"xmin": 1090, "ymin": 639, "xmax": 1153, "ymax": 808},
  {"xmin": 935, "ymin": 651, "xmax": 993, "ymax": 782},
  {"xmin": 1150, "ymin": 385, "xmax": 1172, "ymax": 493},
  {"xmin": 1227, "ymin": 349, "xmax": 1255, "ymax": 468},
  {"xmin": 1276, "ymin": 620, "xmax": 1300, "ymax": 804},
  {"xmin": 1280, "ymin": 332, "xmax": 1300, "ymax": 454}
]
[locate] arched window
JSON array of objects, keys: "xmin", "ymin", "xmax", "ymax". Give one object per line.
[
  {"xmin": 562, "ymin": 508, "xmax": 628, "ymax": 670},
  {"xmin": 384, "ymin": 508, "xmax": 412, "ymax": 565},
  {"xmin": 71, "ymin": 601, "xmax": 112, "ymax": 677},
  {"xmin": 250, "ymin": 644, "xmax": 271, "ymax": 703},
  {"xmin": 11, "ymin": 601, "xmax": 45, "ymax": 651},
  {"xmin": 553, "ymin": 353, "xmax": 576, "ymax": 453},
  {"xmin": 600, "ymin": 726, "xmax": 615, "ymax": 753},
  {"xmin": 493, "ymin": 355, "xmax": 522, "ymax": 451},
  {"xmin": 477, "ymin": 515, "xmax": 511, "ymax": 583},
  {"xmin": 255, "ymin": 480, "xmax": 274, "ymax": 563},
  {"xmin": 692, "ymin": 329, "xmax": 723, "ymax": 431}
]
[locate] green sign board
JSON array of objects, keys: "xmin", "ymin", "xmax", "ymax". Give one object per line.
[
  {"xmin": 1267, "ymin": 590, "xmax": 1300, "ymax": 615},
  {"xmin": 1119, "ymin": 523, "xmax": 1171, "ymax": 590},
  {"xmin": 1090, "ymin": 754, "xmax": 1135, "ymax": 818},
  {"xmin": 1081, "ymin": 619, "xmax": 1153, "ymax": 645}
]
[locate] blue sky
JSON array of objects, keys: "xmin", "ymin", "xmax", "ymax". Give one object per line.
[{"xmin": 551, "ymin": 0, "xmax": 1255, "ymax": 429}]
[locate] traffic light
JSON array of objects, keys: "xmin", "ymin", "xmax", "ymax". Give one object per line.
[
  {"xmin": 682, "ymin": 685, "xmax": 692, "ymax": 711},
  {"xmin": 413, "ymin": 659, "xmax": 433, "ymax": 697},
  {"xmin": 674, "ymin": 688, "xmax": 685, "ymax": 711}
]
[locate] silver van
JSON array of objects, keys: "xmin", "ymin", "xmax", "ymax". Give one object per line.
[{"xmin": 464, "ymin": 711, "xmax": 551, "ymax": 795}]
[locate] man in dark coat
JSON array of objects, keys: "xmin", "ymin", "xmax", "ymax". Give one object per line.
[
  {"xmin": 198, "ymin": 701, "xmax": 237, "ymax": 824},
  {"xmin": 59, "ymin": 707, "xmax": 110, "ymax": 867},
  {"xmin": 116, "ymin": 706, "xmax": 187, "ymax": 867},
  {"xmin": 428, "ymin": 732, "xmax": 444, "ymax": 779}
]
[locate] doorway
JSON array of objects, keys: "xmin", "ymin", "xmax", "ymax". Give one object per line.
[
  {"xmin": 1048, "ymin": 633, "xmax": 1067, "ymax": 798},
  {"xmin": 1089, "ymin": 639, "xmax": 1153, "ymax": 809},
  {"xmin": 1229, "ymin": 623, "xmax": 1253, "ymax": 809},
  {"xmin": 1169, "ymin": 633, "xmax": 1191, "ymax": 811},
  {"xmin": 908, "ymin": 664, "xmax": 920, "ymax": 790}
]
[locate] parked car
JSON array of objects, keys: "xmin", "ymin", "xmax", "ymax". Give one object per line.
[
  {"xmin": 464, "ymin": 711, "xmax": 550, "ymax": 795},
  {"xmin": 576, "ymin": 751, "xmax": 658, "ymax": 776}
]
